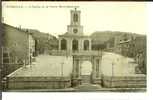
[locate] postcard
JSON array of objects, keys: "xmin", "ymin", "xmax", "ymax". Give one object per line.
[{"xmin": 0, "ymin": 1, "xmax": 150, "ymax": 100}]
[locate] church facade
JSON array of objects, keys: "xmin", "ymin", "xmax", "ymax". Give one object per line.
[
  {"xmin": 58, "ymin": 8, "xmax": 102, "ymax": 86},
  {"xmin": 58, "ymin": 8, "xmax": 92, "ymax": 52}
]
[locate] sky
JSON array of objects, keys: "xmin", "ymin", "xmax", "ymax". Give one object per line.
[{"xmin": 2, "ymin": 2, "xmax": 147, "ymax": 37}]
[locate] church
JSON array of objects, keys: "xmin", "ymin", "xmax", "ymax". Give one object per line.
[
  {"xmin": 58, "ymin": 8, "xmax": 102, "ymax": 86},
  {"xmin": 58, "ymin": 8, "xmax": 91, "ymax": 52}
]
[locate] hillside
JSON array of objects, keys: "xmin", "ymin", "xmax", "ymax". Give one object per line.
[
  {"xmin": 25, "ymin": 29, "xmax": 58, "ymax": 54},
  {"xmin": 90, "ymin": 31, "xmax": 146, "ymax": 50},
  {"xmin": 90, "ymin": 31, "xmax": 145, "ymax": 44}
]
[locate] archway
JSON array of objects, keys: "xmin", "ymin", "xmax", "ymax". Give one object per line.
[
  {"xmin": 84, "ymin": 40, "xmax": 89, "ymax": 50},
  {"xmin": 81, "ymin": 61, "xmax": 92, "ymax": 75},
  {"xmin": 61, "ymin": 39, "xmax": 67, "ymax": 50},
  {"xmin": 72, "ymin": 55, "xmax": 102, "ymax": 86},
  {"xmin": 72, "ymin": 39, "xmax": 78, "ymax": 51},
  {"xmin": 81, "ymin": 61, "xmax": 92, "ymax": 83}
]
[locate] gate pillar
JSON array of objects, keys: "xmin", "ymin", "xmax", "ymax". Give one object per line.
[
  {"xmin": 91, "ymin": 57, "xmax": 102, "ymax": 84},
  {"xmin": 91, "ymin": 58, "xmax": 96, "ymax": 79},
  {"xmin": 72, "ymin": 57, "xmax": 81, "ymax": 87}
]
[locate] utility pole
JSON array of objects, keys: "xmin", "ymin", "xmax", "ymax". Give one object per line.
[
  {"xmin": 29, "ymin": 34, "xmax": 32, "ymax": 67},
  {"xmin": 1, "ymin": 47, "xmax": 3, "ymax": 90},
  {"xmin": 1, "ymin": 46, "xmax": 3, "ymax": 68}
]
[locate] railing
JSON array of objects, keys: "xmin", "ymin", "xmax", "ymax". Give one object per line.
[
  {"xmin": 1, "ymin": 63, "xmax": 23, "ymax": 78},
  {"xmin": 72, "ymin": 50, "xmax": 103, "ymax": 56},
  {"xmin": 49, "ymin": 50, "xmax": 103, "ymax": 56}
]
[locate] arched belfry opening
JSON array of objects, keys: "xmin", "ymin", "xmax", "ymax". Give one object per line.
[
  {"xmin": 84, "ymin": 40, "xmax": 89, "ymax": 50},
  {"xmin": 73, "ymin": 13, "xmax": 78, "ymax": 22},
  {"xmin": 61, "ymin": 39, "xmax": 67, "ymax": 50},
  {"xmin": 72, "ymin": 39, "xmax": 78, "ymax": 51}
]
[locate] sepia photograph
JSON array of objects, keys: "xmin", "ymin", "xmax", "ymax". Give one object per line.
[{"xmin": 0, "ymin": 1, "xmax": 147, "ymax": 92}]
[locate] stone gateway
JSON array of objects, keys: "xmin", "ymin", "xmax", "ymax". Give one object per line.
[{"xmin": 58, "ymin": 8, "xmax": 102, "ymax": 86}]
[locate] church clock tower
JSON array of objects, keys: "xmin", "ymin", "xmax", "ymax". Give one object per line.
[
  {"xmin": 59, "ymin": 8, "xmax": 91, "ymax": 51},
  {"xmin": 67, "ymin": 8, "xmax": 83, "ymax": 35}
]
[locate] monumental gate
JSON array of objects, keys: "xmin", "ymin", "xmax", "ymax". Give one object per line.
[{"xmin": 58, "ymin": 8, "xmax": 102, "ymax": 86}]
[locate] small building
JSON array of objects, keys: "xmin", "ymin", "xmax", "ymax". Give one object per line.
[
  {"xmin": 118, "ymin": 39, "xmax": 131, "ymax": 57},
  {"xmin": 113, "ymin": 33, "xmax": 135, "ymax": 57}
]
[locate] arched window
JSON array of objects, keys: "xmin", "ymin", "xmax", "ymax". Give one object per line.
[
  {"xmin": 84, "ymin": 40, "xmax": 89, "ymax": 50},
  {"xmin": 72, "ymin": 39, "xmax": 78, "ymax": 51},
  {"xmin": 61, "ymin": 39, "xmax": 67, "ymax": 50},
  {"xmin": 73, "ymin": 13, "xmax": 78, "ymax": 22}
]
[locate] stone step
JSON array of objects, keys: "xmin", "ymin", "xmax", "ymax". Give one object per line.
[{"xmin": 75, "ymin": 83, "xmax": 102, "ymax": 90}]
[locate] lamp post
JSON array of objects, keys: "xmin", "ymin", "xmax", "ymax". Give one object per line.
[
  {"xmin": 29, "ymin": 34, "xmax": 31, "ymax": 67},
  {"xmin": 61, "ymin": 62, "xmax": 64, "ymax": 77},
  {"xmin": 111, "ymin": 62, "xmax": 114, "ymax": 87}
]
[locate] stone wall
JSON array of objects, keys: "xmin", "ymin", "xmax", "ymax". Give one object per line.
[
  {"xmin": 102, "ymin": 75, "xmax": 146, "ymax": 88},
  {"xmin": 5, "ymin": 75, "xmax": 146, "ymax": 90},
  {"xmin": 6, "ymin": 76, "xmax": 71, "ymax": 90}
]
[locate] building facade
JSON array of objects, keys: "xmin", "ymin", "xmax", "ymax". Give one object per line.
[
  {"xmin": 1, "ymin": 24, "xmax": 36, "ymax": 78},
  {"xmin": 58, "ymin": 8, "xmax": 91, "ymax": 52}
]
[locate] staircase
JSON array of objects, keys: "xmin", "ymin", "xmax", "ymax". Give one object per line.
[
  {"xmin": 74, "ymin": 83, "xmax": 102, "ymax": 91},
  {"xmin": 74, "ymin": 75, "xmax": 102, "ymax": 91},
  {"xmin": 81, "ymin": 75, "xmax": 91, "ymax": 83}
]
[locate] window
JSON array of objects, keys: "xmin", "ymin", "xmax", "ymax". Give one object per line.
[
  {"xmin": 61, "ymin": 39, "xmax": 67, "ymax": 50},
  {"xmin": 72, "ymin": 39, "xmax": 78, "ymax": 51},
  {"xmin": 84, "ymin": 40, "xmax": 89, "ymax": 50}
]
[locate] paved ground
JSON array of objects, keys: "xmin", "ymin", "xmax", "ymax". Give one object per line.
[{"xmin": 8, "ymin": 55, "xmax": 73, "ymax": 77}]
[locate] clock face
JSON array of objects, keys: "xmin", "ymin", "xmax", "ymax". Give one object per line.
[{"xmin": 73, "ymin": 29, "xmax": 78, "ymax": 34}]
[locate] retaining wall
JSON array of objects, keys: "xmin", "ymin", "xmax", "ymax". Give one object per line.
[
  {"xmin": 102, "ymin": 75, "xmax": 146, "ymax": 88},
  {"xmin": 6, "ymin": 76, "xmax": 71, "ymax": 90}
]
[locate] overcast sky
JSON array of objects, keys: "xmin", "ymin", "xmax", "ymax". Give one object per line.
[{"xmin": 2, "ymin": 2, "xmax": 147, "ymax": 36}]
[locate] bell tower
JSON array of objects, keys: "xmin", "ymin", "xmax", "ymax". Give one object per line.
[
  {"xmin": 67, "ymin": 8, "xmax": 83, "ymax": 35},
  {"xmin": 59, "ymin": 8, "xmax": 91, "ymax": 52}
]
